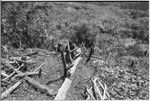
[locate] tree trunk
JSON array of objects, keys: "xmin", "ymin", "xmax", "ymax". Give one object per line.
[{"xmin": 55, "ymin": 56, "xmax": 82, "ymax": 100}]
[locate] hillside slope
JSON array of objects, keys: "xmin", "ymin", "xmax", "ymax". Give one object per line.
[{"xmin": 1, "ymin": 1, "xmax": 149, "ymax": 100}]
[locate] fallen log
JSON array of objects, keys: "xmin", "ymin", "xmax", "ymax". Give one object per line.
[
  {"xmin": 1, "ymin": 81, "xmax": 22, "ymax": 100},
  {"xmin": 55, "ymin": 56, "xmax": 82, "ymax": 100},
  {"xmin": 24, "ymin": 76, "xmax": 56, "ymax": 96}
]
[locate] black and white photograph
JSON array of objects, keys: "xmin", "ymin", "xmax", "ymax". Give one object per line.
[{"xmin": 1, "ymin": 1, "xmax": 149, "ymax": 100}]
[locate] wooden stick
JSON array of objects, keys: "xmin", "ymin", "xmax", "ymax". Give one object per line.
[
  {"xmin": 91, "ymin": 82, "xmax": 97, "ymax": 100},
  {"xmin": 97, "ymin": 81, "xmax": 110, "ymax": 99},
  {"xmin": 14, "ymin": 71, "xmax": 39, "ymax": 78},
  {"xmin": 85, "ymin": 85, "xmax": 95, "ymax": 100},
  {"xmin": 103, "ymin": 84, "xmax": 107, "ymax": 99},
  {"xmin": 94, "ymin": 77, "xmax": 110, "ymax": 98},
  {"xmin": 2, "ymin": 59, "xmax": 24, "ymax": 81},
  {"xmin": 2, "ymin": 72, "xmax": 16, "ymax": 81},
  {"xmin": 9, "ymin": 57, "xmax": 22, "ymax": 61},
  {"xmin": 34, "ymin": 62, "xmax": 45, "ymax": 72},
  {"xmin": 92, "ymin": 77, "xmax": 109, "ymax": 100},
  {"xmin": 55, "ymin": 56, "xmax": 82, "ymax": 100},
  {"xmin": 1, "ymin": 81, "xmax": 22, "ymax": 100},
  {"xmin": 24, "ymin": 76, "xmax": 56, "ymax": 96},
  {"xmin": 1, "ymin": 70, "xmax": 9, "ymax": 78},
  {"xmin": 2, "ymin": 64, "xmax": 23, "ymax": 81},
  {"xmin": 92, "ymin": 77, "xmax": 103, "ymax": 99},
  {"xmin": 1, "ymin": 58, "xmax": 22, "ymax": 74}
]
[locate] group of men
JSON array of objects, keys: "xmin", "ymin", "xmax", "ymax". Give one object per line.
[{"xmin": 52, "ymin": 39, "xmax": 94, "ymax": 67}]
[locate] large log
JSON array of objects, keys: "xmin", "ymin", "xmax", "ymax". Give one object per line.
[
  {"xmin": 54, "ymin": 56, "xmax": 82, "ymax": 100},
  {"xmin": 1, "ymin": 81, "xmax": 22, "ymax": 100},
  {"xmin": 54, "ymin": 78, "xmax": 72, "ymax": 99}
]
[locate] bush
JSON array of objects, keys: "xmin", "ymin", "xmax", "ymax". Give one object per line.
[{"xmin": 70, "ymin": 22, "xmax": 98, "ymax": 48}]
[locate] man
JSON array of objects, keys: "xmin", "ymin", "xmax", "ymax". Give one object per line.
[{"xmin": 85, "ymin": 41, "xmax": 95, "ymax": 63}]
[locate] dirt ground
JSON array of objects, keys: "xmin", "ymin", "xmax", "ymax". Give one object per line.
[{"xmin": 2, "ymin": 47, "xmax": 148, "ymax": 100}]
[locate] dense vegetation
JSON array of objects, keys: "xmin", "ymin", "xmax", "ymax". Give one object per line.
[{"xmin": 1, "ymin": 1, "xmax": 149, "ymax": 100}]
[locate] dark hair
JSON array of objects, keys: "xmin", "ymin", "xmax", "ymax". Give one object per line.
[{"xmin": 71, "ymin": 23, "xmax": 96, "ymax": 49}]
